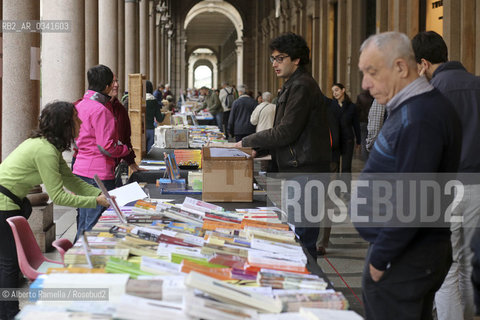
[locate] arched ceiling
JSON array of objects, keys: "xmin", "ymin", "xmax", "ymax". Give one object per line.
[{"xmin": 185, "ymin": 12, "xmax": 236, "ymax": 48}]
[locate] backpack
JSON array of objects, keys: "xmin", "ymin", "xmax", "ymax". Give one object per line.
[{"xmin": 224, "ymin": 88, "xmax": 234, "ymax": 109}]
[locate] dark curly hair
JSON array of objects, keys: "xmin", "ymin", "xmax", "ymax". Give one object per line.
[
  {"xmin": 269, "ymin": 32, "xmax": 310, "ymax": 66},
  {"xmin": 31, "ymin": 101, "xmax": 76, "ymax": 152}
]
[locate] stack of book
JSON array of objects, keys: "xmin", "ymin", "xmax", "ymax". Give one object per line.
[
  {"xmin": 275, "ymin": 291, "xmax": 349, "ymax": 312},
  {"xmin": 257, "ymin": 269, "xmax": 328, "ymax": 290},
  {"xmin": 32, "ymin": 196, "xmax": 362, "ymax": 319}
]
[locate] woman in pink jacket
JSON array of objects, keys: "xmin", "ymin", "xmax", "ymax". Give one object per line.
[{"xmin": 73, "ymin": 65, "xmax": 130, "ymax": 240}]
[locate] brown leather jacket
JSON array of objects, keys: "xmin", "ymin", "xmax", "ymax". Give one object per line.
[{"xmin": 242, "ymin": 67, "xmax": 331, "ymax": 172}]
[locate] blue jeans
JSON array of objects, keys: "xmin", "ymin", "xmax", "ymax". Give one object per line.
[
  {"xmin": 75, "ymin": 175, "xmax": 115, "ymax": 242},
  {"xmin": 214, "ymin": 112, "xmax": 224, "ymax": 132},
  {"xmin": 146, "ymin": 129, "xmax": 155, "ymax": 153}
]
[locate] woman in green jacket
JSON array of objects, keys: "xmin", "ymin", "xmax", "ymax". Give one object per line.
[{"xmin": 0, "ymin": 101, "xmax": 109, "ymax": 319}]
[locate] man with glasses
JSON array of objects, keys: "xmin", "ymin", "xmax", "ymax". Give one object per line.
[{"xmin": 235, "ymin": 33, "xmax": 331, "ymax": 259}]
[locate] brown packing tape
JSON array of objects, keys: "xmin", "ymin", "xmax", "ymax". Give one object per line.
[
  {"xmin": 226, "ymin": 165, "xmax": 234, "ymax": 185},
  {"xmin": 202, "ymin": 191, "xmax": 253, "ymax": 202}
]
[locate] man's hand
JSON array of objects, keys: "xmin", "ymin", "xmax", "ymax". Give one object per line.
[
  {"xmin": 369, "ymin": 263, "xmax": 384, "ymax": 282},
  {"xmin": 129, "ymin": 163, "xmax": 144, "ymax": 172},
  {"xmin": 234, "ymin": 141, "xmax": 243, "ymax": 148}
]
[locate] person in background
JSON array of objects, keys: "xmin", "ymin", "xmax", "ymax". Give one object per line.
[
  {"xmin": 153, "ymin": 83, "xmax": 164, "ymax": 104},
  {"xmin": 0, "ymin": 101, "xmax": 110, "ymax": 320},
  {"xmin": 355, "ymin": 90, "xmax": 374, "ymax": 161},
  {"xmin": 228, "ymin": 84, "xmax": 257, "ymax": 141},
  {"xmin": 105, "ymin": 74, "xmax": 142, "ymax": 186},
  {"xmin": 146, "ymin": 80, "xmax": 165, "ymax": 153},
  {"xmin": 219, "ymin": 82, "xmax": 235, "ymax": 135},
  {"xmin": 186, "ymin": 88, "xmax": 196, "ymax": 101},
  {"xmin": 327, "ymin": 83, "xmax": 361, "ymax": 196},
  {"xmin": 232, "ymin": 84, "xmax": 239, "ymax": 99},
  {"xmin": 163, "ymin": 83, "xmax": 173, "ymax": 100},
  {"xmin": 412, "ymin": 30, "xmax": 480, "ymax": 320},
  {"xmin": 73, "ymin": 65, "xmax": 130, "ymax": 241},
  {"xmin": 256, "ymin": 92, "xmax": 263, "ymax": 104},
  {"xmin": 355, "ymin": 31, "xmax": 461, "ymax": 320},
  {"xmin": 165, "ymin": 95, "xmax": 176, "ymax": 112},
  {"xmin": 197, "ymin": 86, "xmax": 224, "ymax": 131},
  {"xmin": 250, "ymin": 91, "xmax": 276, "ymax": 132}
]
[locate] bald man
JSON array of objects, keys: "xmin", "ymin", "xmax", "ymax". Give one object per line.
[{"xmin": 354, "ymin": 32, "xmax": 462, "ymax": 319}]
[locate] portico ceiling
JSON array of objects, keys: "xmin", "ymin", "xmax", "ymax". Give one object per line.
[{"xmin": 185, "ymin": 11, "xmax": 236, "ymax": 48}]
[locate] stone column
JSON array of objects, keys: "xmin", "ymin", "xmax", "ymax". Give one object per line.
[
  {"xmin": 443, "ymin": 0, "xmax": 461, "ymax": 61},
  {"xmin": 167, "ymin": 29, "xmax": 173, "ymax": 85},
  {"xmin": 42, "ymin": 0, "xmax": 84, "ymax": 103},
  {"xmin": 336, "ymin": 0, "xmax": 347, "ymax": 85},
  {"xmin": 98, "ymin": 0, "xmax": 118, "ymax": 74},
  {"xmin": 156, "ymin": 24, "xmax": 162, "ymax": 86},
  {"xmin": 2, "ymin": 0, "xmax": 40, "ymax": 159},
  {"xmin": 85, "ymin": 0, "xmax": 98, "ymax": 85},
  {"xmin": 117, "ymin": 0, "xmax": 125, "ymax": 96},
  {"xmin": 139, "ymin": 0, "xmax": 148, "ymax": 77},
  {"xmin": 235, "ymin": 40, "xmax": 244, "ymax": 86},
  {"xmin": 160, "ymin": 26, "xmax": 166, "ymax": 84},
  {"xmin": 149, "ymin": 0, "xmax": 156, "ymax": 85},
  {"xmin": 376, "ymin": 0, "xmax": 388, "ymax": 33},
  {"xmin": 125, "ymin": 0, "xmax": 137, "ymax": 90}
]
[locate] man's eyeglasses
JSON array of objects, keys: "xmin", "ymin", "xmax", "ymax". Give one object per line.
[{"xmin": 269, "ymin": 55, "xmax": 289, "ymax": 64}]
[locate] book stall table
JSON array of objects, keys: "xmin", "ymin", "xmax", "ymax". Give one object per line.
[{"xmin": 16, "ymin": 187, "xmax": 364, "ymax": 320}]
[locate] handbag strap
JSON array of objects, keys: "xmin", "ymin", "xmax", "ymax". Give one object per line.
[{"xmin": 0, "ymin": 184, "xmax": 23, "ymax": 208}]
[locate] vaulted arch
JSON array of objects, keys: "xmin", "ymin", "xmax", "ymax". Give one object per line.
[{"xmin": 184, "ymin": 0, "xmax": 244, "ymax": 86}]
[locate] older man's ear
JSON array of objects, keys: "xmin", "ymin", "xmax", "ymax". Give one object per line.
[{"xmin": 394, "ymin": 58, "xmax": 411, "ymax": 78}]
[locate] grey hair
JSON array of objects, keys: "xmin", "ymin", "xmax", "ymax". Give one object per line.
[
  {"xmin": 262, "ymin": 91, "xmax": 273, "ymax": 102},
  {"xmin": 237, "ymin": 84, "xmax": 247, "ymax": 94},
  {"xmin": 360, "ymin": 31, "xmax": 416, "ymax": 68}
]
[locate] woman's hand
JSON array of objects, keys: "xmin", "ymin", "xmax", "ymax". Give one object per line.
[{"xmin": 96, "ymin": 194, "xmax": 110, "ymax": 207}]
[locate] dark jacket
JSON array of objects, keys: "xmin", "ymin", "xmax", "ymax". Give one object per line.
[
  {"xmin": 227, "ymin": 95, "xmax": 257, "ymax": 136},
  {"xmin": 146, "ymin": 94, "xmax": 164, "ymax": 130},
  {"xmin": 431, "ymin": 61, "xmax": 480, "ymax": 174},
  {"xmin": 356, "ymin": 89, "xmax": 462, "ymax": 270},
  {"xmin": 242, "ymin": 67, "xmax": 331, "ymax": 172},
  {"xmin": 327, "ymin": 98, "xmax": 361, "ymax": 146},
  {"xmin": 355, "ymin": 90, "xmax": 374, "ymax": 123}
]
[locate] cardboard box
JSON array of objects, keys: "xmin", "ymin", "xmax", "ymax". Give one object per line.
[
  {"xmin": 28, "ymin": 203, "xmax": 53, "ymax": 232},
  {"xmin": 202, "ymin": 146, "xmax": 253, "ymax": 202},
  {"xmin": 34, "ymin": 223, "xmax": 56, "ymax": 253}
]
